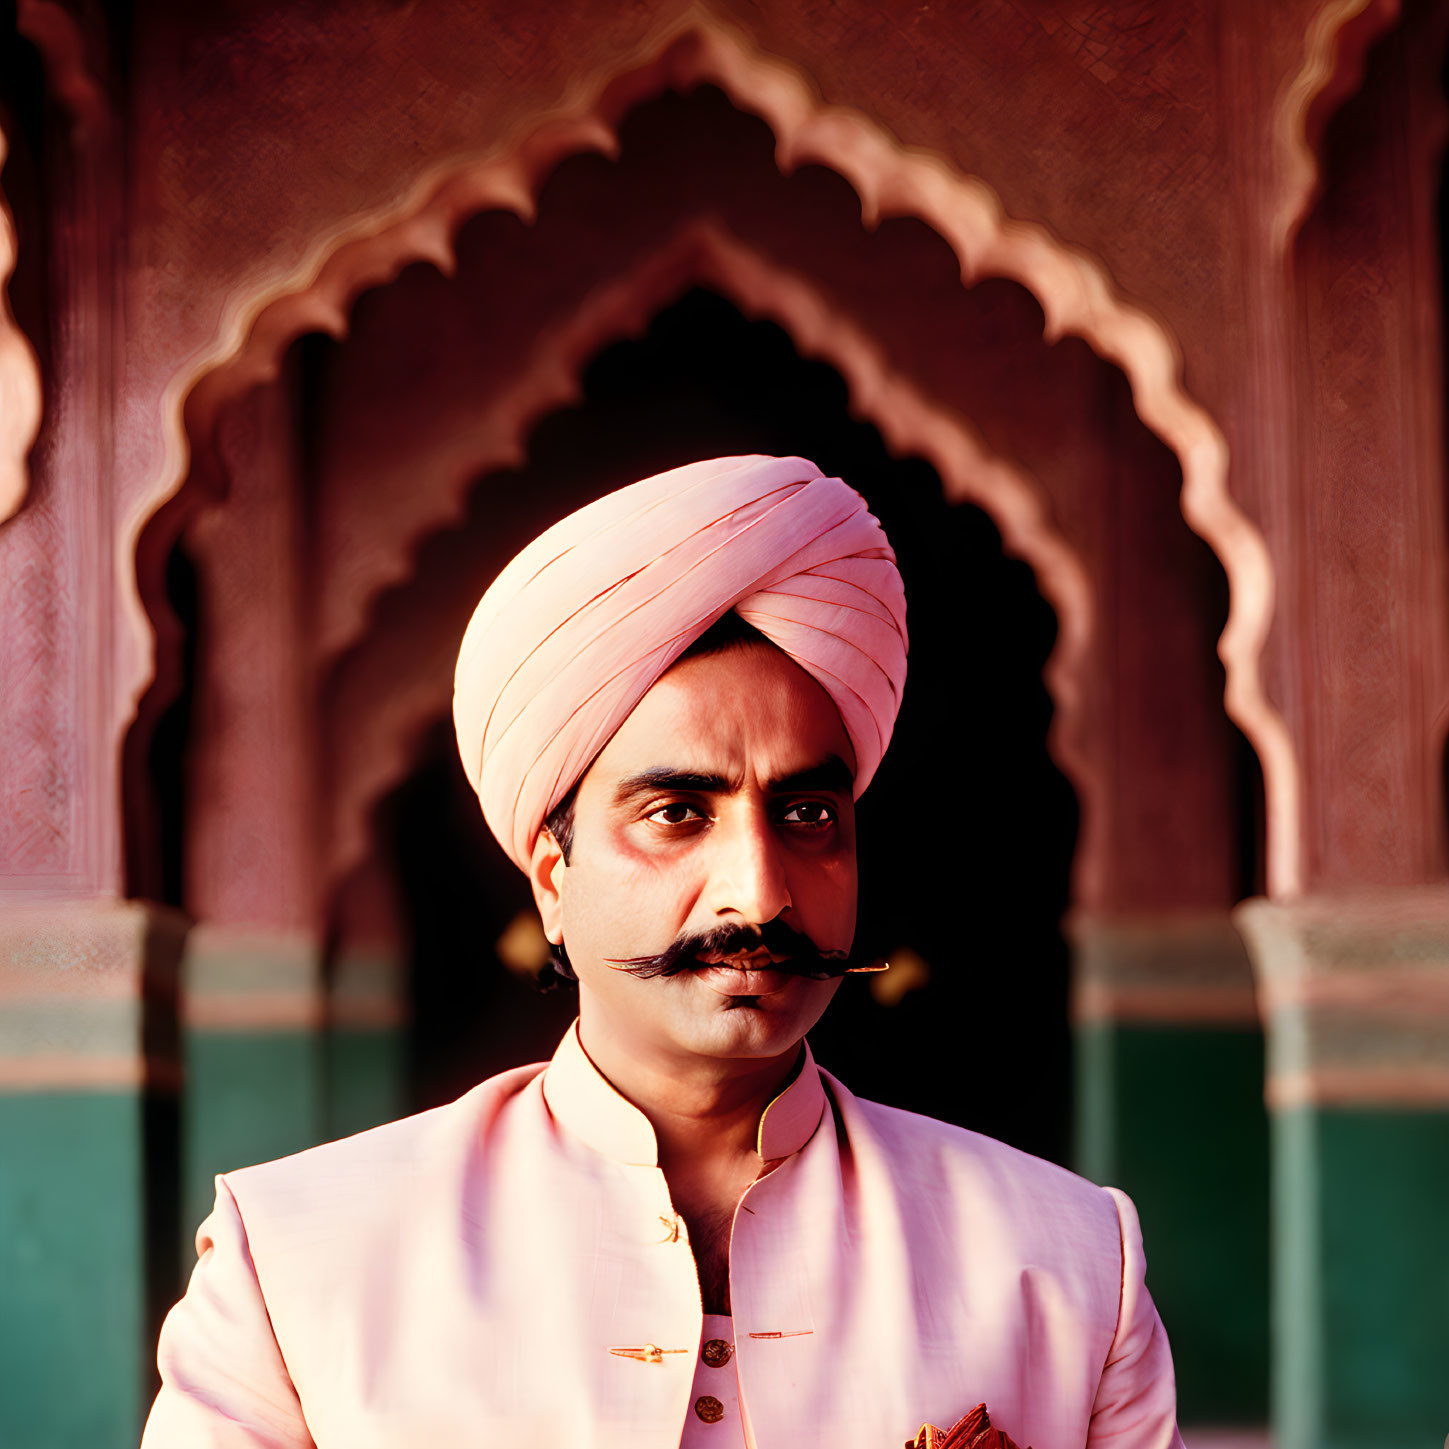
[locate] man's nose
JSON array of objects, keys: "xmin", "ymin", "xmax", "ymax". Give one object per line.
[{"xmin": 707, "ymin": 806, "xmax": 792, "ymax": 924}]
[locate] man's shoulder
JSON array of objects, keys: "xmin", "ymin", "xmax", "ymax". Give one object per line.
[
  {"xmin": 826, "ymin": 1072, "xmax": 1122, "ymax": 1244},
  {"xmin": 842, "ymin": 1083, "xmax": 1092, "ymax": 1185},
  {"xmin": 222, "ymin": 1060, "xmax": 546, "ymax": 1219}
]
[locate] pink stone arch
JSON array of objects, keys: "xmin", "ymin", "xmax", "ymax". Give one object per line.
[
  {"xmin": 0, "ymin": 0, "xmax": 110, "ymax": 525},
  {"xmin": 126, "ymin": 11, "xmax": 1296, "ymax": 893},
  {"xmin": 0, "ymin": 125, "xmax": 42, "ymax": 525},
  {"xmin": 318, "ymin": 219, "xmax": 1101, "ymax": 906},
  {"xmin": 1271, "ymin": 0, "xmax": 1402, "ymax": 258}
]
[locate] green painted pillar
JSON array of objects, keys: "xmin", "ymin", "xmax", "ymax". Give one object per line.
[
  {"xmin": 0, "ymin": 899, "xmax": 186, "ymax": 1449},
  {"xmin": 1071, "ymin": 911, "xmax": 1270, "ymax": 1427},
  {"xmin": 179, "ymin": 926, "xmax": 326, "ymax": 1264},
  {"xmin": 1236, "ymin": 892, "xmax": 1449, "ymax": 1449},
  {"xmin": 325, "ymin": 943, "xmax": 408, "ymax": 1141}
]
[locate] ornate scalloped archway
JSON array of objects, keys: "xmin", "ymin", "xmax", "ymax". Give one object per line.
[
  {"xmin": 1272, "ymin": 0, "xmax": 1403, "ymax": 257},
  {"xmin": 129, "ymin": 10, "xmax": 1294, "ymax": 892},
  {"xmin": 315, "ymin": 219, "xmax": 1100, "ymax": 910},
  {"xmin": 0, "ymin": 121, "xmax": 43, "ymax": 523}
]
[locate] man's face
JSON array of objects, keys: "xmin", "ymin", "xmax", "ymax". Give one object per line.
[{"xmin": 541, "ymin": 640, "xmax": 857, "ymax": 1070}]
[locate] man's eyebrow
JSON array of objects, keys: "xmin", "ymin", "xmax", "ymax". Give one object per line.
[
  {"xmin": 609, "ymin": 753, "xmax": 854, "ymax": 805},
  {"xmin": 611, "ymin": 768, "xmax": 737, "ymax": 804},
  {"xmin": 768, "ymin": 754, "xmax": 854, "ymax": 796}
]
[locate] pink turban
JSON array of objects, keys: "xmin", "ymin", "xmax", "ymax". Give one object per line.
[{"xmin": 453, "ymin": 455, "xmax": 908, "ymax": 871}]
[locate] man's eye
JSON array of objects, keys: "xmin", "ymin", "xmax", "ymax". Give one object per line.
[
  {"xmin": 781, "ymin": 801, "xmax": 836, "ymax": 828},
  {"xmin": 645, "ymin": 802, "xmax": 705, "ymax": 826}
]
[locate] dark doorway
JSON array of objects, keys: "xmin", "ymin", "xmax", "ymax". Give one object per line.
[{"xmin": 383, "ymin": 287, "xmax": 1078, "ymax": 1163}]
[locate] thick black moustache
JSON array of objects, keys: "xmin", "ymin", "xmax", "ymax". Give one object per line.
[{"xmin": 604, "ymin": 920, "xmax": 854, "ymax": 981}]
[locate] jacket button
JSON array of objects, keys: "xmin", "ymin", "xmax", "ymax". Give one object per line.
[
  {"xmin": 694, "ymin": 1396, "xmax": 725, "ymax": 1423},
  {"xmin": 701, "ymin": 1338, "xmax": 734, "ymax": 1368}
]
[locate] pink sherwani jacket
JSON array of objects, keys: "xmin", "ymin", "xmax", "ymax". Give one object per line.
[{"xmin": 143, "ymin": 1024, "xmax": 1184, "ymax": 1449}]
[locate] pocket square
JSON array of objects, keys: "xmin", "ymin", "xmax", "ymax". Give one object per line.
[{"xmin": 906, "ymin": 1402, "xmax": 1029, "ymax": 1449}]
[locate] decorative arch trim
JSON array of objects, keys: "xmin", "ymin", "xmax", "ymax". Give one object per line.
[
  {"xmin": 17, "ymin": 0, "xmax": 110, "ymax": 139},
  {"xmin": 0, "ymin": 125, "xmax": 42, "ymax": 525},
  {"xmin": 320, "ymin": 219, "xmax": 1103, "ymax": 907},
  {"xmin": 131, "ymin": 4, "xmax": 1297, "ymax": 893},
  {"xmin": 1, "ymin": 0, "xmax": 113, "ymax": 523},
  {"xmin": 1271, "ymin": 0, "xmax": 1402, "ymax": 258}
]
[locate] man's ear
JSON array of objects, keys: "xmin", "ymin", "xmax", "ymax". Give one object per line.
[{"xmin": 528, "ymin": 828, "xmax": 567, "ymax": 945}]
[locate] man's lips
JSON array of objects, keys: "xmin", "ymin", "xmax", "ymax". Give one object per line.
[
  {"xmin": 693, "ymin": 965, "xmax": 794, "ymax": 997},
  {"xmin": 696, "ymin": 946, "xmax": 790, "ymax": 968},
  {"xmin": 692, "ymin": 947, "xmax": 794, "ymax": 998}
]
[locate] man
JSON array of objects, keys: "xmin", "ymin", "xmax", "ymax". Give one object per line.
[{"xmin": 143, "ymin": 455, "xmax": 1182, "ymax": 1448}]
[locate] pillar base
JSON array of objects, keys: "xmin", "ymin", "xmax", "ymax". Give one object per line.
[
  {"xmin": 1236, "ymin": 889, "xmax": 1449, "ymax": 1449},
  {"xmin": 1070, "ymin": 911, "xmax": 1268, "ymax": 1425},
  {"xmin": 326, "ymin": 943, "xmax": 408, "ymax": 1140},
  {"xmin": 0, "ymin": 898, "xmax": 185, "ymax": 1449},
  {"xmin": 180, "ymin": 925, "xmax": 325, "ymax": 1262}
]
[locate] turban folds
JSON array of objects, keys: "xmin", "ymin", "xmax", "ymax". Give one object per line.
[{"xmin": 453, "ymin": 455, "xmax": 908, "ymax": 871}]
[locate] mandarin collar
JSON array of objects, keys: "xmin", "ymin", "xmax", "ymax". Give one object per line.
[{"xmin": 541, "ymin": 1019, "xmax": 827, "ymax": 1167}]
